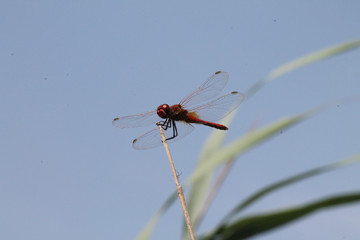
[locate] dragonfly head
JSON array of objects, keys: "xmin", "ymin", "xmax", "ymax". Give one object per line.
[{"xmin": 157, "ymin": 104, "xmax": 170, "ymax": 119}]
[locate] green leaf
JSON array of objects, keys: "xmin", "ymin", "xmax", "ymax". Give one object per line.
[
  {"xmin": 186, "ymin": 103, "xmax": 329, "ymax": 185},
  {"xmin": 135, "ymin": 192, "xmax": 178, "ymax": 240},
  {"xmin": 186, "ymin": 112, "xmax": 236, "ymax": 227},
  {"xmin": 246, "ymin": 39, "xmax": 360, "ymax": 97},
  {"xmin": 221, "ymin": 153, "xmax": 360, "ymax": 223},
  {"xmin": 201, "ymin": 192, "xmax": 360, "ymax": 240}
]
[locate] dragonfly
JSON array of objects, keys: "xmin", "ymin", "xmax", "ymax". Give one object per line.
[{"xmin": 113, "ymin": 71, "xmax": 245, "ymax": 150}]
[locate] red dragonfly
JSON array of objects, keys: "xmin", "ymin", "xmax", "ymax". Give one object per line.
[{"xmin": 113, "ymin": 71, "xmax": 245, "ymax": 150}]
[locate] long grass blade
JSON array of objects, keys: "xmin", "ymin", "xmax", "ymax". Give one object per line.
[
  {"xmin": 221, "ymin": 153, "xmax": 360, "ymax": 223},
  {"xmin": 187, "ymin": 103, "xmax": 330, "ymax": 184},
  {"xmin": 135, "ymin": 192, "xmax": 178, "ymax": 240},
  {"xmin": 246, "ymin": 39, "xmax": 360, "ymax": 97},
  {"xmin": 201, "ymin": 192, "xmax": 360, "ymax": 240},
  {"xmin": 185, "ymin": 112, "xmax": 237, "ymax": 235}
]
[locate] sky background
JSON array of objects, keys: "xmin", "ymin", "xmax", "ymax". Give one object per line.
[{"xmin": 1, "ymin": 1, "xmax": 360, "ymax": 240}]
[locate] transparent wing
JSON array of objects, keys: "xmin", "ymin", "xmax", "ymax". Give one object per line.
[
  {"xmin": 132, "ymin": 121, "xmax": 195, "ymax": 150},
  {"xmin": 188, "ymin": 91, "xmax": 245, "ymax": 123},
  {"xmin": 112, "ymin": 110, "xmax": 160, "ymax": 128},
  {"xmin": 179, "ymin": 71, "xmax": 229, "ymax": 108}
]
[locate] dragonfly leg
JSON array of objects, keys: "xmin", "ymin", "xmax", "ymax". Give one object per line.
[
  {"xmin": 158, "ymin": 119, "xmax": 178, "ymax": 141},
  {"xmin": 159, "ymin": 119, "xmax": 168, "ymax": 130},
  {"xmin": 161, "ymin": 118, "xmax": 172, "ymax": 130},
  {"xmin": 166, "ymin": 120, "xmax": 178, "ymax": 141}
]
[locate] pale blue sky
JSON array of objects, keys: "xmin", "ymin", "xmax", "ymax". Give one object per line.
[{"xmin": 1, "ymin": 1, "xmax": 360, "ymax": 240}]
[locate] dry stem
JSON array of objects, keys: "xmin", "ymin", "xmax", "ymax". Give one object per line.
[{"xmin": 157, "ymin": 123, "xmax": 196, "ymax": 240}]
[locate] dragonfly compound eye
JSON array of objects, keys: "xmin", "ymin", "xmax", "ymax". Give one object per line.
[{"xmin": 157, "ymin": 104, "xmax": 170, "ymax": 118}]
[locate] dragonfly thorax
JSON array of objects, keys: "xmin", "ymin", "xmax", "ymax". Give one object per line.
[{"xmin": 157, "ymin": 104, "xmax": 170, "ymax": 119}]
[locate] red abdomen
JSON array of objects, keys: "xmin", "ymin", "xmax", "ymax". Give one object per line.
[{"xmin": 186, "ymin": 114, "xmax": 228, "ymax": 130}]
